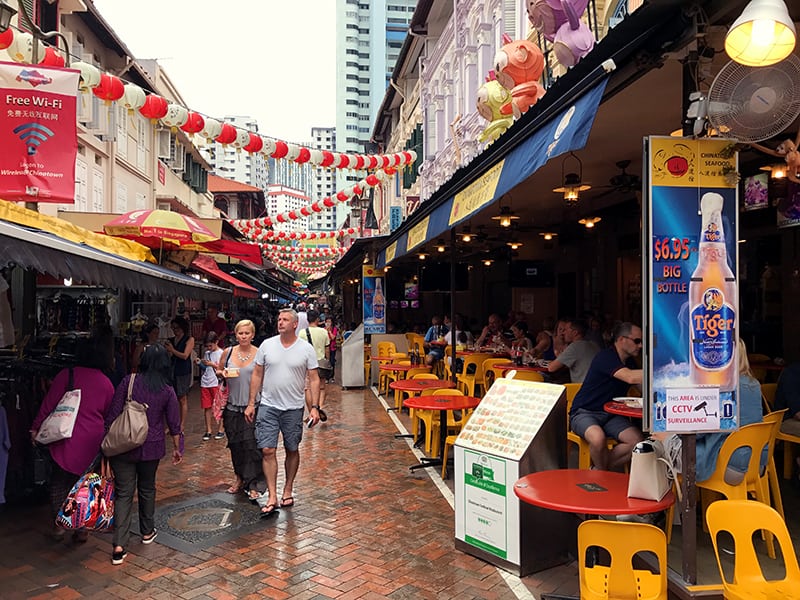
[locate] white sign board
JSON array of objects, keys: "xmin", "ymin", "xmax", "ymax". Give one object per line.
[{"xmin": 665, "ymin": 386, "xmax": 721, "ymax": 432}]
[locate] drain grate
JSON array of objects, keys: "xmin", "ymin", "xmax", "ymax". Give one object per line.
[{"xmin": 135, "ymin": 492, "xmax": 279, "ymax": 552}]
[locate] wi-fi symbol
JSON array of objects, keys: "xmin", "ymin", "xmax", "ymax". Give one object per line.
[{"xmin": 13, "ymin": 122, "xmax": 55, "ymax": 156}]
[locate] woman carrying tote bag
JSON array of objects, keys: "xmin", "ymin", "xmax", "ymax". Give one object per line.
[
  {"xmin": 105, "ymin": 344, "xmax": 182, "ymax": 566},
  {"xmin": 29, "ymin": 330, "xmax": 116, "ymax": 543}
]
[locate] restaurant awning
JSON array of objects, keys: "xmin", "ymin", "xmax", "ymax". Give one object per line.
[
  {"xmin": 376, "ymin": 77, "xmax": 608, "ymax": 267},
  {"xmin": 190, "ymin": 255, "xmax": 259, "ymax": 299},
  {"xmin": 218, "ymin": 265, "xmax": 298, "ymax": 302},
  {"xmin": 0, "ymin": 219, "xmax": 231, "ymax": 302}
]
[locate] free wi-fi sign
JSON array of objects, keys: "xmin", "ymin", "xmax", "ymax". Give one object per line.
[{"xmin": 12, "ymin": 122, "xmax": 55, "ymax": 155}]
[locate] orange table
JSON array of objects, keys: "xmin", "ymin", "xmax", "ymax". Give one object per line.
[
  {"xmin": 379, "ymin": 363, "xmax": 429, "ymax": 374},
  {"xmin": 604, "ymin": 401, "xmax": 643, "ymax": 419},
  {"xmin": 403, "ymin": 394, "xmax": 480, "ymax": 472},
  {"xmin": 456, "ymin": 349, "xmax": 509, "ymax": 357},
  {"xmin": 514, "ymin": 469, "xmax": 675, "ymax": 516},
  {"xmin": 495, "ymin": 362, "xmax": 549, "ymax": 374}
]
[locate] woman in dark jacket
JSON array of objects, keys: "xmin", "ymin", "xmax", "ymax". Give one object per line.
[
  {"xmin": 106, "ymin": 344, "xmax": 182, "ymax": 566},
  {"xmin": 164, "ymin": 316, "xmax": 194, "ymax": 432}
]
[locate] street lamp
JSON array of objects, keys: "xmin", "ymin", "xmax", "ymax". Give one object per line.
[{"xmin": 0, "ymin": 0, "xmax": 71, "ymax": 65}]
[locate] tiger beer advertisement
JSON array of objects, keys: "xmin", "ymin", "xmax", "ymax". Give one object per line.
[
  {"xmin": 644, "ymin": 137, "xmax": 739, "ymax": 433},
  {"xmin": 0, "ymin": 61, "xmax": 79, "ymax": 203}
]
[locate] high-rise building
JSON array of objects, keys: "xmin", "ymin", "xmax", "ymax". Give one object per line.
[
  {"xmin": 310, "ymin": 127, "xmax": 337, "ymax": 231},
  {"xmin": 265, "ymin": 185, "xmax": 310, "ymax": 233},
  {"xmin": 335, "ymin": 0, "xmax": 416, "ymax": 227},
  {"xmin": 266, "ymin": 150, "xmax": 312, "ymax": 197},
  {"xmin": 203, "ymin": 116, "xmax": 268, "ymax": 191}
]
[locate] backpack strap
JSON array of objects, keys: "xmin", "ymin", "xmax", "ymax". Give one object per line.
[
  {"xmin": 127, "ymin": 373, "xmax": 136, "ymax": 402},
  {"xmin": 305, "ymin": 329, "xmax": 312, "ymax": 344}
]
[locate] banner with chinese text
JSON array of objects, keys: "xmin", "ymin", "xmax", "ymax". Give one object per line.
[{"xmin": 0, "ymin": 61, "xmax": 79, "ymax": 203}]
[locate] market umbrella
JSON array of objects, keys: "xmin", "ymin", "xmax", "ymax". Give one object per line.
[{"xmin": 103, "ymin": 209, "xmax": 218, "ymax": 247}]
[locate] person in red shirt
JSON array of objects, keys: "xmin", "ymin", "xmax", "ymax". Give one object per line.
[{"xmin": 201, "ymin": 307, "xmax": 228, "ymax": 347}]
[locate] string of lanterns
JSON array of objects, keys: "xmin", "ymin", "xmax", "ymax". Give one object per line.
[
  {"xmin": 258, "ymin": 244, "xmax": 347, "ymax": 255},
  {"xmin": 242, "ymin": 227, "xmax": 357, "ymax": 241},
  {"xmin": 271, "ymin": 256, "xmax": 337, "ymax": 274},
  {"xmin": 0, "ymin": 30, "xmax": 416, "ymax": 171},
  {"xmin": 231, "ymin": 170, "xmax": 389, "ymax": 230}
]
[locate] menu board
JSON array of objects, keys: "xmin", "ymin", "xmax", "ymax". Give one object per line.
[{"xmin": 456, "ymin": 378, "xmax": 564, "ymax": 460}]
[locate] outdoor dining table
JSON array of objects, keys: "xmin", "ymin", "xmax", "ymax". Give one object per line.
[
  {"xmin": 494, "ymin": 362, "xmax": 549, "ymax": 374},
  {"xmin": 456, "ymin": 349, "xmax": 510, "ymax": 357},
  {"xmin": 388, "ymin": 378, "xmax": 456, "ymax": 412},
  {"xmin": 403, "ymin": 394, "xmax": 480, "ymax": 473},
  {"xmin": 603, "ymin": 400, "xmax": 643, "ymax": 419}
]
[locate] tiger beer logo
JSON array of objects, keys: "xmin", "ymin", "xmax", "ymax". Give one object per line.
[
  {"xmin": 703, "ymin": 288, "xmax": 723, "ymax": 311},
  {"xmin": 703, "ymin": 222, "xmax": 722, "ymax": 242}
]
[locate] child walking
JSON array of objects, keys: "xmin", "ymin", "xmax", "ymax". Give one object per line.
[{"xmin": 199, "ymin": 332, "xmax": 225, "ymax": 441}]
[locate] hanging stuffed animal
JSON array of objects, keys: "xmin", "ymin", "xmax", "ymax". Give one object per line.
[
  {"xmin": 494, "ymin": 35, "xmax": 546, "ymax": 118},
  {"xmin": 476, "ymin": 72, "xmax": 515, "ymax": 143},
  {"xmin": 552, "ymin": 0, "xmax": 595, "ymax": 67},
  {"xmin": 750, "ymin": 132, "xmax": 800, "ymax": 184}
]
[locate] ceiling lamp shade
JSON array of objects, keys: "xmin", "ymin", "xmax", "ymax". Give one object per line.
[
  {"xmin": 539, "ymin": 232, "xmax": 558, "ymax": 241},
  {"xmin": 507, "ymin": 240, "xmax": 523, "ymax": 250},
  {"xmin": 761, "ymin": 163, "xmax": 788, "ymax": 178},
  {"xmin": 461, "ymin": 227, "xmax": 473, "ymax": 243},
  {"xmin": 418, "ymin": 252, "xmax": 428, "ymax": 260},
  {"xmin": 553, "ymin": 152, "xmax": 591, "ymax": 204},
  {"xmin": 436, "ymin": 239, "xmax": 446, "ymax": 252},
  {"xmin": 725, "ymin": 0, "xmax": 796, "ymax": 67},
  {"xmin": 579, "ymin": 216, "xmax": 602, "ymax": 228},
  {"xmin": 491, "ymin": 206, "xmax": 520, "ymax": 228}
]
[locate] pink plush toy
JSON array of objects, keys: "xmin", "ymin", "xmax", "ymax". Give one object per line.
[{"xmin": 494, "ymin": 35, "xmax": 546, "ymax": 117}]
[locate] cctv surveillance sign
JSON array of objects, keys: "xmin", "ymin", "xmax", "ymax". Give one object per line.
[{"xmin": 665, "ymin": 387, "xmax": 721, "ymax": 432}]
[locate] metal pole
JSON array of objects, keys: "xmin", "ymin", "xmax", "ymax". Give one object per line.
[
  {"xmin": 681, "ymin": 433, "xmax": 697, "ymax": 584},
  {"xmin": 450, "ymin": 227, "xmax": 457, "ymax": 384}
]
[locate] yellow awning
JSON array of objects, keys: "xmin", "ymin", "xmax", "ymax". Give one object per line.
[{"xmin": 0, "ymin": 201, "xmax": 155, "ymax": 263}]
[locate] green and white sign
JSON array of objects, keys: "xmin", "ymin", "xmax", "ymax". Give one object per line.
[{"xmin": 459, "ymin": 450, "xmax": 512, "ymax": 560}]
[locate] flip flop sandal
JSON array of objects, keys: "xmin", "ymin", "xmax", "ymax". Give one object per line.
[
  {"xmin": 260, "ymin": 503, "xmax": 279, "ymax": 518},
  {"xmin": 280, "ymin": 497, "xmax": 295, "ymax": 508},
  {"xmin": 318, "ymin": 408, "xmax": 328, "ymax": 422}
]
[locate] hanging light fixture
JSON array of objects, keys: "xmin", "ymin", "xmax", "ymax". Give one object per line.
[
  {"xmin": 539, "ymin": 232, "xmax": 558, "ymax": 241},
  {"xmin": 418, "ymin": 252, "xmax": 428, "ymax": 260},
  {"xmin": 436, "ymin": 238, "xmax": 446, "ymax": 253},
  {"xmin": 507, "ymin": 240, "xmax": 523, "ymax": 250},
  {"xmin": 0, "ymin": 0, "xmax": 17, "ymax": 33},
  {"xmin": 491, "ymin": 206, "xmax": 519, "ymax": 228},
  {"xmin": 761, "ymin": 163, "xmax": 788, "ymax": 178},
  {"xmin": 461, "ymin": 226, "xmax": 473, "ymax": 243},
  {"xmin": 483, "ymin": 258, "xmax": 493, "ymax": 266},
  {"xmin": 579, "ymin": 217, "xmax": 602, "ymax": 228},
  {"xmin": 725, "ymin": 0, "xmax": 796, "ymax": 67},
  {"xmin": 553, "ymin": 152, "xmax": 591, "ymax": 204}
]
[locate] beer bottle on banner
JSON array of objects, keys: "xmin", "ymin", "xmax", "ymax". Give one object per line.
[
  {"xmin": 689, "ymin": 192, "xmax": 736, "ymax": 391},
  {"xmin": 372, "ymin": 279, "xmax": 385, "ymax": 322}
]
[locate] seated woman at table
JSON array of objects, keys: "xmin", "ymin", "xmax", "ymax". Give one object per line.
[
  {"xmin": 498, "ymin": 321, "xmax": 533, "ymax": 355},
  {"xmin": 656, "ymin": 340, "xmax": 767, "ymax": 484}
]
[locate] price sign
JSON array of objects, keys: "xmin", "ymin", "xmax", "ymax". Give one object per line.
[
  {"xmin": 652, "ymin": 235, "xmax": 696, "ymax": 294},
  {"xmin": 653, "ymin": 237, "xmax": 692, "ymax": 261}
]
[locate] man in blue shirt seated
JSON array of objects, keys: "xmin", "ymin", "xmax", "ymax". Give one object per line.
[
  {"xmin": 570, "ymin": 322, "xmax": 644, "ymax": 471},
  {"xmin": 423, "ymin": 315, "xmax": 448, "ymax": 366}
]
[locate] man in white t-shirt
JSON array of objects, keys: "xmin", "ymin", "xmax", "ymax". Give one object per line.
[
  {"xmin": 300, "ymin": 309, "xmax": 331, "ymax": 422},
  {"xmin": 246, "ymin": 308, "xmax": 320, "ymax": 517}
]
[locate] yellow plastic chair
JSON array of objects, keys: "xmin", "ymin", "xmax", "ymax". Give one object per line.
[
  {"xmin": 376, "ymin": 342, "xmax": 398, "ymax": 394},
  {"xmin": 481, "ymin": 357, "xmax": 508, "ymax": 391},
  {"xmin": 443, "ymin": 346, "xmax": 454, "ymax": 381},
  {"xmin": 381, "ymin": 359, "xmax": 410, "ymax": 399},
  {"xmin": 456, "ymin": 353, "xmax": 491, "ymax": 397},
  {"xmin": 506, "ymin": 370, "xmax": 545, "ymax": 382},
  {"xmin": 748, "ymin": 353, "xmax": 771, "ymax": 383},
  {"xmin": 404, "ymin": 373, "xmax": 440, "ymax": 429},
  {"xmin": 578, "ymin": 520, "xmax": 668, "ymax": 600},
  {"xmin": 391, "ymin": 365, "xmax": 429, "ymax": 410},
  {"xmin": 706, "ymin": 500, "xmax": 800, "ymax": 600},
  {"xmin": 426, "ymin": 388, "xmax": 466, "ymax": 457},
  {"xmin": 761, "ymin": 382, "xmax": 777, "ymax": 412},
  {"xmin": 696, "ymin": 421, "xmax": 776, "ymax": 558},
  {"xmin": 441, "ymin": 398, "xmax": 471, "ymax": 479},
  {"xmin": 563, "ymin": 383, "xmax": 591, "ymax": 470},
  {"xmin": 754, "ymin": 410, "xmax": 787, "ymax": 520}
]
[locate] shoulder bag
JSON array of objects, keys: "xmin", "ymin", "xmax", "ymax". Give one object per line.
[
  {"xmin": 101, "ymin": 374, "xmax": 149, "ymax": 457},
  {"xmin": 212, "ymin": 350, "xmax": 231, "ymax": 421},
  {"xmin": 56, "ymin": 455, "xmax": 114, "ymax": 531},
  {"xmin": 627, "ymin": 439, "xmax": 681, "ymax": 502},
  {"xmin": 306, "ymin": 329, "xmax": 331, "ymax": 369},
  {"xmin": 35, "ymin": 368, "xmax": 81, "ymax": 445}
]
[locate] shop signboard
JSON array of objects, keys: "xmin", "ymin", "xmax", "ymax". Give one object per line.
[
  {"xmin": 0, "ymin": 61, "xmax": 79, "ymax": 203},
  {"xmin": 362, "ymin": 265, "xmax": 385, "ymax": 334},
  {"xmin": 644, "ymin": 137, "xmax": 739, "ymax": 433}
]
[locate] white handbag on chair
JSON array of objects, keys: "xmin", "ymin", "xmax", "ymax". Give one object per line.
[{"xmin": 627, "ymin": 440, "xmax": 674, "ymax": 501}]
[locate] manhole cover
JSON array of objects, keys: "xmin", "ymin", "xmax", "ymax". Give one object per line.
[{"xmin": 134, "ymin": 492, "xmax": 279, "ymax": 552}]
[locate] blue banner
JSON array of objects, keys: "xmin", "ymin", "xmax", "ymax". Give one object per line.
[{"xmin": 362, "ymin": 265, "xmax": 386, "ymax": 334}]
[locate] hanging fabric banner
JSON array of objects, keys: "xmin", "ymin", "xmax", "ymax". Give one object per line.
[{"xmin": 0, "ymin": 61, "xmax": 79, "ymax": 203}]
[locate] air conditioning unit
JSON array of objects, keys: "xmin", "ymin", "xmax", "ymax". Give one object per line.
[{"xmin": 157, "ymin": 129, "xmax": 172, "ymax": 160}]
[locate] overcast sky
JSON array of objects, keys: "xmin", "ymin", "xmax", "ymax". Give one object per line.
[{"xmin": 92, "ymin": 0, "xmax": 337, "ymax": 145}]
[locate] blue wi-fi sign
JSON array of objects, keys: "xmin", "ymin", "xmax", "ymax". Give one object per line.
[{"xmin": 13, "ymin": 122, "xmax": 55, "ymax": 156}]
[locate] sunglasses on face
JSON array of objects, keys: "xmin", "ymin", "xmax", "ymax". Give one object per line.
[{"xmin": 623, "ymin": 335, "xmax": 643, "ymax": 345}]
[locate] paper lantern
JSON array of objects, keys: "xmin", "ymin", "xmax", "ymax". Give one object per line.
[
  {"xmin": 271, "ymin": 141, "xmax": 288, "ymax": 159},
  {"xmin": 215, "ymin": 123, "xmax": 237, "ymax": 145},
  {"xmin": 367, "ymin": 155, "xmax": 379, "ymax": 169},
  {"xmin": 180, "ymin": 111, "xmax": 205, "ymax": 134},
  {"xmin": 353, "ymin": 185, "xmax": 363, "ymax": 195},
  {"xmin": 93, "ymin": 73, "xmax": 125, "ymax": 103},
  {"xmin": 288, "ymin": 211, "xmax": 298, "ymax": 220},
  {"xmin": 243, "ymin": 132, "xmax": 263, "ymax": 153},
  {"xmin": 285, "ymin": 144, "xmax": 301, "ymax": 161},
  {"xmin": 8, "ymin": 31, "xmax": 39, "ymax": 63},
  {"xmin": 380, "ymin": 155, "xmax": 391, "ymax": 169},
  {"xmin": 323, "ymin": 198, "xmax": 335, "ymax": 208},
  {"xmin": 311, "ymin": 202, "xmax": 322, "ymax": 213},
  {"xmin": 366, "ymin": 174, "xmax": 380, "ymax": 186},
  {"xmin": 0, "ymin": 28, "xmax": 12, "ymax": 51},
  {"xmin": 261, "ymin": 137, "xmax": 276, "ymax": 156},
  {"xmin": 121, "ymin": 84, "xmax": 146, "ymax": 113},
  {"xmin": 336, "ymin": 191, "xmax": 348, "ymax": 201},
  {"xmin": 139, "ymin": 94, "xmax": 169, "ymax": 121},
  {"xmin": 309, "ymin": 233, "xmax": 317, "ymax": 239},
  {"xmin": 336, "ymin": 154, "xmax": 350, "ymax": 169},
  {"xmin": 276, "ymin": 213, "xmax": 286, "ymax": 223},
  {"xmin": 232, "ymin": 128, "xmax": 250, "ymax": 149},
  {"xmin": 72, "ymin": 61, "xmax": 101, "ymax": 90},
  {"xmin": 309, "ymin": 149, "xmax": 323, "ymax": 165},
  {"xmin": 385, "ymin": 167, "xmax": 396, "ymax": 176},
  {"xmin": 320, "ymin": 151, "xmax": 334, "ymax": 167},
  {"xmin": 200, "ymin": 117, "xmax": 222, "ymax": 141},
  {"xmin": 39, "ymin": 47, "xmax": 65, "ymax": 67},
  {"xmin": 295, "ymin": 147, "xmax": 311, "ymax": 163},
  {"xmin": 161, "ymin": 104, "xmax": 189, "ymax": 129},
  {"xmin": 300, "ymin": 207, "xmax": 310, "ymax": 216},
  {"xmin": 354, "ymin": 155, "xmax": 365, "ymax": 169},
  {"xmin": 289, "ymin": 232, "xmax": 297, "ymax": 239}
]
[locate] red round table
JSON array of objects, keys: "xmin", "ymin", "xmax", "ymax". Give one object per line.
[
  {"xmin": 379, "ymin": 363, "xmax": 429, "ymax": 374},
  {"xmin": 403, "ymin": 394, "xmax": 481, "ymax": 472},
  {"xmin": 457, "ymin": 349, "xmax": 509, "ymax": 357},
  {"xmin": 494, "ymin": 362, "xmax": 549, "ymax": 374},
  {"xmin": 514, "ymin": 469, "xmax": 675, "ymax": 516},
  {"xmin": 603, "ymin": 401, "xmax": 643, "ymax": 419},
  {"xmin": 389, "ymin": 378, "xmax": 456, "ymax": 411}
]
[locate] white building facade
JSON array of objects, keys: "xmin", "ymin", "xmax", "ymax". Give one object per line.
[
  {"xmin": 265, "ymin": 185, "xmax": 310, "ymax": 233},
  {"xmin": 202, "ymin": 115, "xmax": 268, "ymax": 191},
  {"xmin": 309, "ymin": 127, "xmax": 337, "ymax": 231}
]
